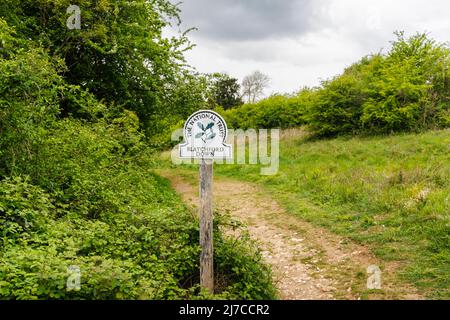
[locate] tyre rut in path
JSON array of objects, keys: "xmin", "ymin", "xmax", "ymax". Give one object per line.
[{"xmin": 158, "ymin": 170, "xmax": 422, "ymax": 300}]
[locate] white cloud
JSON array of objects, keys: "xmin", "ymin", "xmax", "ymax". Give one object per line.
[{"xmin": 173, "ymin": 0, "xmax": 450, "ymax": 94}]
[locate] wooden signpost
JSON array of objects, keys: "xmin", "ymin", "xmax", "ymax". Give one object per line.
[
  {"xmin": 179, "ymin": 110, "xmax": 232, "ymax": 293},
  {"xmin": 199, "ymin": 159, "xmax": 214, "ymax": 291}
]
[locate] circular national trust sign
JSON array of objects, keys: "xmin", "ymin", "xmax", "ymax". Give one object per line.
[{"xmin": 179, "ymin": 110, "xmax": 233, "ymax": 160}]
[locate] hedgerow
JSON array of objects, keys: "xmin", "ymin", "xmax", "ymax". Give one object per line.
[
  {"xmin": 220, "ymin": 92, "xmax": 309, "ymax": 130},
  {"xmin": 223, "ymin": 32, "xmax": 450, "ymax": 137},
  {"xmin": 0, "ymin": 16, "xmax": 276, "ymax": 300}
]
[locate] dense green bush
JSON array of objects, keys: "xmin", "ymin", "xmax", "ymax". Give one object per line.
[
  {"xmin": 0, "ymin": 174, "xmax": 276, "ymax": 299},
  {"xmin": 0, "ymin": 47, "xmax": 62, "ymax": 177},
  {"xmin": 0, "ymin": 118, "xmax": 276, "ymax": 299},
  {"xmin": 0, "ymin": 177, "xmax": 53, "ymax": 241},
  {"xmin": 0, "ymin": 172, "xmax": 201, "ymax": 300},
  {"xmin": 0, "ymin": 0, "xmax": 207, "ymax": 144},
  {"xmin": 309, "ymin": 32, "xmax": 450, "ymax": 136},
  {"xmin": 224, "ymin": 32, "xmax": 450, "ymax": 137},
  {"xmin": 306, "ymin": 71, "xmax": 366, "ymax": 136},
  {"xmin": 214, "ymin": 233, "xmax": 276, "ymax": 300},
  {"xmin": 220, "ymin": 93, "xmax": 309, "ymax": 129},
  {"xmin": 0, "ymin": 16, "xmax": 276, "ymax": 299},
  {"xmin": 361, "ymin": 33, "xmax": 450, "ymax": 132}
]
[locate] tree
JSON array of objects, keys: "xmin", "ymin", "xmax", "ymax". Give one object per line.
[
  {"xmin": 241, "ymin": 71, "xmax": 270, "ymax": 103},
  {"xmin": 208, "ymin": 73, "xmax": 243, "ymax": 109},
  {"xmin": 0, "ymin": 0, "xmax": 196, "ymax": 137},
  {"xmin": 308, "ymin": 32, "xmax": 450, "ymax": 136}
]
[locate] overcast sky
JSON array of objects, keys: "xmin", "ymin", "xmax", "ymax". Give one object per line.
[{"xmin": 170, "ymin": 0, "xmax": 450, "ymax": 95}]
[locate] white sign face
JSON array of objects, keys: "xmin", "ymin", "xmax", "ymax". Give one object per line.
[{"xmin": 179, "ymin": 110, "xmax": 233, "ymax": 160}]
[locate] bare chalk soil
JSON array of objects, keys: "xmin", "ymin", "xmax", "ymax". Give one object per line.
[{"xmin": 158, "ymin": 169, "xmax": 422, "ymax": 300}]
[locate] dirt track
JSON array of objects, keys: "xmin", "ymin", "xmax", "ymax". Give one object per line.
[{"xmin": 158, "ymin": 169, "xmax": 422, "ymax": 300}]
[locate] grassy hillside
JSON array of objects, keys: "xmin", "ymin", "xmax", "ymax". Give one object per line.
[{"xmin": 213, "ymin": 129, "xmax": 450, "ymax": 299}]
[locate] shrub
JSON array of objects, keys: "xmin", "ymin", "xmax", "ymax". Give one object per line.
[
  {"xmin": 308, "ymin": 33, "xmax": 450, "ymax": 136},
  {"xmin": 307, "ymin": 71, "xmax": 367, "ymax": 136},
  {"xmin": 0, "ymin": 177, "xmax": 53, "ymax": 242},
  {"xmin": 221, "ymin": 93, "xmax": 310, "ymax": 130},
  {"xmin": 224, "ymin": 33, "xmax": 450, "ymax": 137},
  {"xmin": 0, "ymin": 15, "xmax": 277, "ymax": 300},
  {"xmin": 0, "ymin": 108, "xmax": 276, "ymax": 300}
]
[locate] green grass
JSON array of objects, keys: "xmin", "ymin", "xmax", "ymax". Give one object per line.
[{"xmin": 211, "ymin": 129, "xmax": 450, "ymax": 299}]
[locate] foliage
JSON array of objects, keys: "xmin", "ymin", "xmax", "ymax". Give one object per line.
[
  {"xmin": 0, "ymin": 14, "xmax": 276, "ymax": 300},
  {"xmin": 307, "ymin": 67, "xmax": 367, "ymax": 136},
  {"xmin": 220, "ymin": 93, "xmax": 310, "ymax": 129},
  {"xmin": 0, "ymin": 0, "xmax": 204, "ymax": 139},
  {"xmin": 214, "ymin": 232, "xmax": 277, "ymax": 300},
  {"xmin": 226, "ymin": 33, "xmax": 450, "ymax": 137},
  {"xmin": 309, "ymin": 32, "xmax": 450, "ymax": 136},
  {"xmin": 0, "ymin": 114, "xmax": 276, "ymax": 299},
  {"xmin": 207, "ymin": 73, "xmax": 243, "ymax": 110},
  {"xmin": 145, "ymin": 71, "xmax": 208, "ymax": 147},
  {"xmin": 0, "ymin": 25, "xmax": 62, "ymax": 177},
  {"xmin": 361, "ymin": 32, "xmax": 450, "ymax": 132},
  {"xmin": 0, "ymin": 177, "xmax": 53, "ymax": 241}
]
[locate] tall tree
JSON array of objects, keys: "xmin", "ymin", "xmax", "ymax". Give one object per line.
[
  {"xmin": 208, "ymin": 73, "xmax": 243, "ymax": 109},
  {"xmin": 242, "ymin": 71, "xmax": 270, "ymax": 103},
  {"xmin": 0, "ymin": 0, "xmax": 196, "ymax": 136}
]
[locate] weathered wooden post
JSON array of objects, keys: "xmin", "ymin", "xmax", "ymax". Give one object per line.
[
  {"xmin": 179, "ymin": 110, "xmax": 232, "ymax": 294},
  {"xmin": 199, "ymin": 159, "xmax": 214, "ymax": 291}
]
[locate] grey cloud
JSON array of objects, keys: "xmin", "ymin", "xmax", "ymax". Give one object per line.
[
  {"xmin": 178, "ymin": 0, "xmax": 326, "ymax": 41},
  {"xmin": 178, "ymin": 0, "xmax": 450, "ymax": 94}
]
